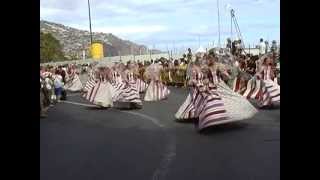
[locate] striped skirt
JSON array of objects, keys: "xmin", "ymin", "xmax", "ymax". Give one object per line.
[
  {"xmin": 64, "ymin": 75, "xmax": 83, "ymax": 92},
  {"xmin": 217, "ymin": 81, "xmax": 258, "ymax": 121},
  {"xmin": 260, "ymin": 79, "xmax": 280, "ymax": 107},
  {"xmin": 135, "ymin": 78, "xmax": 148, "ymax": 93},
  {"xmin": 175, "ymin": 81, "xmax": 258, "ymax": 131},
  {"xmin": 232, "ymin": 77, "xmax": 246, "ymax": 95},
  {"xmin": 111, "ymin": 81, "xmax": 142, "ymax": 106},
  {"xmin": 84, "ymin": 81, "xmax": 102, "ymax": 103},
  {"xmin": 93, "ymin": 82, "xmax": 114, "ymax": 107},
  {"xmin": 83, "ymin": 81, "xmax": 114, "ymax": 107},
  {"xmin": 83, "ymin": 77, "xmax": 96, "ymax": 93},
  {"xmin": 175, "ymin": 86, "xmax": 228, "ymax": 131},
  {"xmin": 144, "ymin": 80, "xmax": 170, "ymax": 101},
  {"xmin": 243, "ymin": 78, "xmax": 280, "ymax": 107}
]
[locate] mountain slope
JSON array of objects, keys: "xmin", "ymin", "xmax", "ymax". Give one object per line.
[{"xmin": 40, "ymin": 20, "xmax": 161, "ymax": 59}]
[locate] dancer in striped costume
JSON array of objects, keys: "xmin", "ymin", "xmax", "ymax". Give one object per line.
[
  {"xmin": 64, "ymin": 65, "xmax": 83, "ymax": 92},
  {"xmin": 230, "ymin": 57, "xmax": 252, "ymax": 93},
  {"xmin": 136, "ymin": 63, "xmax": 148, "ymax": 93},
  {"xmin": 232, "ymin": 72, "xmax": 252, "ymax": 95},
  {"xmin": 82, "ymin": 69, "xmax": 96, "ymax": 93},
  {"xmin": 136, "ymin": 78, "xmax": 148, "ymax": 93},
  {"xmin": 175, "ymin": 62, "xmax": 228, "ymax": 130},
  {"xmin": 175, "ymin": 55, "xmax": 257, "ymax": 131},
  {"xmin": 127, "ymin": 62, "xmax": 148, "ymax": 93},
  {"xmin": 110, "ymin": 63, "xmax": 142, "ymax": 109},
  {"xmin": 83, "ymin": 67, "xmax": 114, "ymax": 108},
  {"xmin": 144, "ymin": 62, "xmax": 170, "ymax": 101},
  {"xmin": 243, "ymin": 56, "xmax": 280, "ymax": 108}
]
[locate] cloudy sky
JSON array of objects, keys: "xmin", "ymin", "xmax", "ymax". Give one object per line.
[{"xmin": 40, "ymin": 0, "xmax": 280, "ymax": 51}]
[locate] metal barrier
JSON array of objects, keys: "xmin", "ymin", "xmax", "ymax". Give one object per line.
[{"xmin": 40, "ymin": 53, "xmax": 184, "ymax": 66}]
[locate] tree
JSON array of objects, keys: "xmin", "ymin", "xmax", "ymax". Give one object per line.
[{"xmin": 40, "ymin": 32, "xmax": 66, "ymax": 63}]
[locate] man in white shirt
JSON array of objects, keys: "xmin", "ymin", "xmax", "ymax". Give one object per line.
[{"xmin": 259, "ymin": 38, "xmax": 266, "ymax": 56}]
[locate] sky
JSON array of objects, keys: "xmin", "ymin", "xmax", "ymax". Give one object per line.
[{"xmin": 40, "ymin": 0, "xmax": 280, "ymax": 52}]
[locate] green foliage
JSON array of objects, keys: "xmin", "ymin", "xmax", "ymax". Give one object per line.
[{"xmin": 40, "ymin": 32, "xmax": 66, "ymax": 63}]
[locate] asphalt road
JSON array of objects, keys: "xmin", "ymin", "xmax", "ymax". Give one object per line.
[{"xmin": 40, "ymin": 84, "xmax": 280, "ymax": 180}]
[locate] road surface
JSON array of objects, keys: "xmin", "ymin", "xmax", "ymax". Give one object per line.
[{"xmin": 40, "ymin": 86, "xmax": 280, "ymax": 180}]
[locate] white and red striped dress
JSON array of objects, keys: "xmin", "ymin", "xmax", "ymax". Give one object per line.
[
  {"xmin": 175, "ymin": 72, "xmax": 228, "ymax": 130},
  {"xmin": 127, "ymin": 71, "xmax": 148, "ymax": 93},
  {"xmin": 110, "ymin": 71, "xmax": 142, "ymax": 107},
  {"xmin": 83, "ymin": 71, "xmax": 96, "ymax": 93},
  {"xmin": 175, "ymin": 67, "xmax": 258, "ymax": 131},
  {"xmin": 64, "ymin": 68, "xmax": 83, "ymax": 92},
  {"xmin": 135, "ymin": 78, "xmax": 148, "ymax": 93},
  {"xmin": 243, "ymin": 65, "xmax": 280, "ymax": 107},
  {"xmin": 233, "ymin": 76, "xmax": 247, "ymax": 95},
  {"xmin": 144, "ymin": 64, "xmax": 170, "ymax": 101},
  {"xmin": 83, "ymin": 74, "xmax": 114, "ymax": 107}
]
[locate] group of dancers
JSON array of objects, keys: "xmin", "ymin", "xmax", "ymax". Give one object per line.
[
  {"xmin": 40, "ymin": 49, "xmax": 280, "ymax": 132},
  {"xmin": 82, "ymin": 61, "xmax": 170, "ymax": 109}
]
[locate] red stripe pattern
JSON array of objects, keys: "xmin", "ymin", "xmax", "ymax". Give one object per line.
[
  {"xmin": 242, "ymin": 66, "xmax": 280, "ymax": 107},
  {"xmin": 84, "ymin": 80, "xmax": 101, "ymax": 103},
  {"xmin": 232, "ymin": 77, "xmax": 241, "ymax": 93},
  {"xmin": 175, "ymin": 72, "xmax": 229, "ymax": 131},
  {"xmin": 82, "ymin": 72, "xmax": 97, "ymax": 98},
  {"xmin": 111, "ymin": 81, "xmax": 142, "ymax": 105},
  {"xmin": 135, "ymin": 78, "xmax": 148, "ymax": 93},
  {"xmin": 175, "ymin": 83, "xmax": 228, "ymax": 131},
  {"xmin": 144, "ymin": 80, "xmax": 170, "ymax": 101},
  {"xmin": 83, "ymin": 76, "xmax": 96, "ymax": 92}
]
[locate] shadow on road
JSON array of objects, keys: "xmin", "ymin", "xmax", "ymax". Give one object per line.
[
  {"xmin": 85, "ymin": 106, "xmax": 110, "ymax": 110},
  {"xmin": 199, "ymin": 122, "xmax": 249, "ymax": 135},
  {"xmin": 174, "ymin": 118, "xmax": 198, "ymax": 124}
]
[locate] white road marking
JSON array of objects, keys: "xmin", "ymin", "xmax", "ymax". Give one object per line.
[
  {"xmin": 61, "ymin": 100, "xmax": 97, "ymax": 108},
  {"xmin": 120, "ymin": 111, "xmax": 165, "ymax": 128},
  {"xmin": 119, "ymin": 111, "xmax": 176, "ymax": 180},
  {"xmin": 60, "ymin": 99, "xmax": 176, "ymax": 180}
]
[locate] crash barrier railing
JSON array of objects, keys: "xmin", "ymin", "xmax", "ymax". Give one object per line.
[{"xmin": 40, "ymin": 53, "xmax": 184, "ymax": 66}]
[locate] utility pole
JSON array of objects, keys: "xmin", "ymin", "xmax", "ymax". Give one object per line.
[
  {"xmin": 87, "ymin": 0, "xmax": 93, "ymax": 45},
  {"xmin": 166, "ymin": 44, "xmax": 170, "ymax": 59},
  {"xmin": 149, "ymin": 48, "xmax": 152, "ymax": 61},
  {"xmin": 217, "ymin": 0, "xmax": 221, "ymax": 47},
  {"xmin": 231, "ymin": 8, "xmax": 233, "ymax": 41}
]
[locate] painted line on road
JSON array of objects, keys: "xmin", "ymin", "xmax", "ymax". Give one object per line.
[
  {"xmin": 119, "ymin": 111, "xmax": 176, "ymax": 180},
  {"xmin": 120, "ymin": 111, "xmax": 176, "ymax": 180},
  {"xmin": 61, "ymin": 100, "xmax": 98, "ymax": 108},
  {"xmin": 120, "ymin": 111, "xmax": 165, "ymax": 128},
  {"xmin": 60, "ymin": 100, "xmax": 176, "ymax": 180}
]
